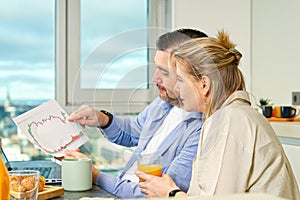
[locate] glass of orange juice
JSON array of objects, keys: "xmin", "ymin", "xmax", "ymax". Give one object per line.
[{"xmin": 137, "ymin": 154, "xmax": 162, "ymax": 182}]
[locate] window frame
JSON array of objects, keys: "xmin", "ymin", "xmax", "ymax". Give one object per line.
[{"xmin": 56, "ymin": 0, "xmax": 172, "ymax": 114}]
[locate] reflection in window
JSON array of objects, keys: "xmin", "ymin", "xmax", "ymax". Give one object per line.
[
  {"xmin": 0, "ymin": 0, "xmax": 55, "ymax": 161},
  {"xmin": 80, "ymin": 0, "xmax": 148, "ymax": 89}
]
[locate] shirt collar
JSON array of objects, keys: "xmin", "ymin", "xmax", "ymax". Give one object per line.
[{"xmin": 221, "ymin": 90, "xmax": 251, "ymax": 108}]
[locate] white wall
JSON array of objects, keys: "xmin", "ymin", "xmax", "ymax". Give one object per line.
[
  {"xmin": 173, "ymin": 0, "xmax": 300, "ymax": 106},
  {"xmin": 173, "ymin": 0, "xmax": 251, "ymax": 91},
  {"xmin": 252, "ymin": 0, "xmax": 300, "ymax": 105}
]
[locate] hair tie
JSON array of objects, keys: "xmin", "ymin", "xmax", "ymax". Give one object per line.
[{"xmin": 227, "ymin": 48, "xmax": 241, "ymax": 61}]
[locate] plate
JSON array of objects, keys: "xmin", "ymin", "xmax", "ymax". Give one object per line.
[{"xmin": 38, "ymin": 186, "xmax": 64, "ymax": 200}]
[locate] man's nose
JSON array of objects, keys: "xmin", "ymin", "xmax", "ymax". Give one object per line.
[{"xmin": 151, "ymin": 70, "xmax": 162, "ymax": 83}]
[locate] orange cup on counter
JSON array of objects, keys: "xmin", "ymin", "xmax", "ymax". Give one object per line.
[
  {"xmin": 137, "ymin": 154, "xmax": 162, "ymax": 182},
  {"xmin": 274, "ymin": 106, "xmax": 281, "ymax": 118}
]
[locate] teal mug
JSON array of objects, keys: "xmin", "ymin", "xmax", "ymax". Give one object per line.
[{"xmin": 62, "ymin": 158, "xmax": 92, "ymax": 191}]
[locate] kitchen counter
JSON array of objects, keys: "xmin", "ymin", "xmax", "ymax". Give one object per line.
[
  {"xmin": 269, "ymin": 121, "xmax": 300, "ymax": 139},
  {"xmin": 268, "ymin": 119, "xmax": 300, "ymax": 187}
]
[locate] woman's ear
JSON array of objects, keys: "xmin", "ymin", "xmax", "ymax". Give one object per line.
[{"xmin": 201, "ymin": 76, "xmax": 210, "ymax": 96}]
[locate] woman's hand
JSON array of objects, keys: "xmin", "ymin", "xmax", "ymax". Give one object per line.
[
  {"xmin": 54, "ymin": 148, "xmax": 80, "ymax": 161},
  {"xmin": 136, "ymin": 171, "xmax": 181, "ymax": 198},
  {"xmin": 68, "ymin": 105, "xmax": 109, "ymax": 128},
  {"xmin": 64, "ymin": 149, "xmax": 86, "ymax": 159}
]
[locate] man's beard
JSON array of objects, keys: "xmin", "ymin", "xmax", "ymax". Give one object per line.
[{"xmin": 157, "ymin": 84, "xmax": 181, "ymax": 107}]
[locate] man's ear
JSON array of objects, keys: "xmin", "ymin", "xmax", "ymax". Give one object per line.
[{"xmin": 201, "ymin": 76, "xmax": 210, "ymax": 96}]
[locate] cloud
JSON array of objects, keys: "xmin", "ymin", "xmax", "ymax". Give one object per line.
[
  {"xmin": 81, "ymin": 0, "xmax": 147, "ymax": 35},
  {"xmin": 0, "ymin": 75, "xmax": 55, "ymax": 100},
  {"xmin": 0, "ymin": 0, "xmax": 54, "ymax": 19},
  {"xmin": 81, "ymin": 57, "xmax": 148, "ymax": 89},
  {"xmin": 0, "ymin": 24, "xmax": 54, "ymax": 63},
  {"xmin": 0, "ymin": 0, "xmax": 55, "ymax": 65},
  {"xmin": 0, "ymin": 61, "xmax": 54, "ymax": 100},
  {"xmin": 0, "ymin": 60, "xmax": 53, "ymax": 71}
]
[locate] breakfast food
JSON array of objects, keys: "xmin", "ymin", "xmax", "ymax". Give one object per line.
[
  {"xmin": 10, "ymin": 175, "xmax": 46, "ymax": 192},
  {"xmin": 10, "ymin": 179, "xmax": 26, "ymax": 192},
  {"xmin": 22, "ymin": 176, "xmax": 36, "ymax": 191},
  {"xmin": 10, "ymin": 175, "xmax": 36, "ymax": 192},
  {"xmin": 38, "ymin": 175, "xmax": 46, "ymax": 192}
]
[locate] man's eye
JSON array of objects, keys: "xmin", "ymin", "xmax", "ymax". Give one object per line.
[
  {"xmin": 161, "ymin": 70, "xmax": 169, "ymax": 75},
  {"xmin": 177, "ymin": 77, "xmax": 183, "ymax": 82}
]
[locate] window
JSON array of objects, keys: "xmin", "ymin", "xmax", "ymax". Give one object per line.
[
  {"xmin": 55, "ymin": 0, "xmax": 171, "ymax": 172},
  {"xmin": 0, "ymin": 0, "xmax": 55, "ymax": 160},
  {"xmin": 0, "ymin": 0, "xmax": 171, "ymax": 167},
  {"xmin": 80, "ymin": 0, "xmax": 148, "ymax": 90},
  {"xmin": 57, "ymin": 0, "xmax": 171, "ymax": 114}
]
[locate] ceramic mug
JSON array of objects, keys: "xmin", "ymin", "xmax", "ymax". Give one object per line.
[
  {"xmin": 274, "ymin": 106, "xmax": 281, "ymax": 118},
  {"xmin": 262, "ymin": 106, "xmax": 272, "ymax": 118},
  {"xmin": 280, "ymin": 106, "xmax": 299, "ymax": 118},
  {"xmin": 62, "ymin": 158, "xmax": 92, "ymax": 191}
]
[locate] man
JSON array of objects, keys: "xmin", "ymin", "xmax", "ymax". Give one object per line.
[{"xmin": 67, "ymin": 28, "xmax": 207, "ymax": 198}]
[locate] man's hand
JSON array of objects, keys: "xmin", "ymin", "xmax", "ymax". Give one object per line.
[{"xmin": 68, "ymin": 105, "xmax": 109, "ymax": 128}]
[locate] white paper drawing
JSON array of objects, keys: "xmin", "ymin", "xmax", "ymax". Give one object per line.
[{"xmin": 12, "ymin": 99, "xmax": 89, "ymax": 157}]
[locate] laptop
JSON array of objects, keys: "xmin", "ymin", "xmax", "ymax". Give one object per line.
[{"xmin": 1, "ymin": 141, "xmax": 61, "ymax": 184}]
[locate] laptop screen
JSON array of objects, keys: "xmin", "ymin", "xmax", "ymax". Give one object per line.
[{"xmin": 0, "ymin": 138, "xmax": 61, "ymax": 180}]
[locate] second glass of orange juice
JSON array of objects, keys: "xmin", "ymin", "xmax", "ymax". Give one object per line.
[{"xmin": 137, "ymin": 154, "xmax": 162, "ymax": 182}]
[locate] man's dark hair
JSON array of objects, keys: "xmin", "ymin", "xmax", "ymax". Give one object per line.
[{"xmin": 156, "ymin": 28, "xmax": 208, "ymax": 51}]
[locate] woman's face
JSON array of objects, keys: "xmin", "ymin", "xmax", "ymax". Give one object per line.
[{"xmin": 174, "ymin": 61, "xmax": 204, "ymax": 112}]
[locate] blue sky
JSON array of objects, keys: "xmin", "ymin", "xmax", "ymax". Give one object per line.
[
  {"xmin": 0, "ymin": 0, "xmax": 55, "ymax": 101},
  {"xmin": 0, "ymin": 0, "xmax": 147, "ymax": 101}
]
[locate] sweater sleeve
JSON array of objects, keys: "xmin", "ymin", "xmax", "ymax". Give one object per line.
[{"xmin": 96, "ymin": 172, "xmax": 146, "ymax": 198}]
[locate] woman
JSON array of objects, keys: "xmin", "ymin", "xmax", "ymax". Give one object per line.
[{"xmin": 136, "ymin": 30, "xmax": 300, "ymax": 199}]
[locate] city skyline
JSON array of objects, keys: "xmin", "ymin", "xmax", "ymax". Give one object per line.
[{"xmin": 0, "ymin": 87, "xmax": 49, "ymax": 106}]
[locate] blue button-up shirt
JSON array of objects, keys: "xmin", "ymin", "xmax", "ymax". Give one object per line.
[{"xmin": 96, "ymin": 97, "xmax": 202, "ymax": 198}]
